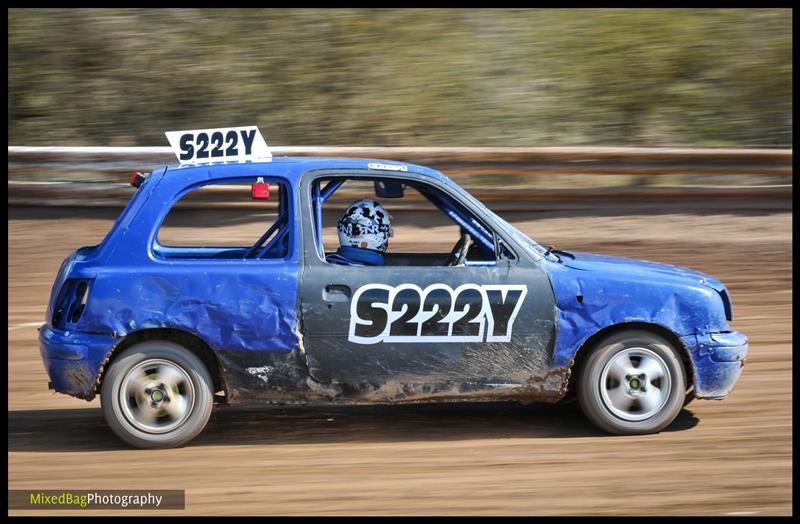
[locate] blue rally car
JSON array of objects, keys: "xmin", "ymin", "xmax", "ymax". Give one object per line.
[{"xmin": 39, "ymin": 127, "xmax": 748, "ymax": 448}]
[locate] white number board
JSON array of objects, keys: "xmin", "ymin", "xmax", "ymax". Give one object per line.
[{"xmin": 165, "ymin": 126, "xmax": 271, "ymax": 164}]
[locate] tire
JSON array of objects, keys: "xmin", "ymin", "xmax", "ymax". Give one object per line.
[
  {"xmin": 101, "ymin": 341, "xmax": 214, "ymax": 449},
  {"xmin": 577, "ymin": 330, "xmax": 686, "ymax": 435}
]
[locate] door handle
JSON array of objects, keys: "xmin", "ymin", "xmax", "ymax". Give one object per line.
[{"xmin": 323, "ymin": 284, "xmax": 351, "ymax": 302}]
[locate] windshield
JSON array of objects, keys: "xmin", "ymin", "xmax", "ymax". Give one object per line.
[{"xmin": 441, "ymin": 175, "xmax": 549, "ymax": 258}]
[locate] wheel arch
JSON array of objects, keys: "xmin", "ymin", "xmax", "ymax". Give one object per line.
[
  {"xmin": 566, "ymin": 321, "xmax": 694, "ymax": 396},
  {"xmin": 95, "ymin": 328, "xmax": 226, "ymax": 399}
]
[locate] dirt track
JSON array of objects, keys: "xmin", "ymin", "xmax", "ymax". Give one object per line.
[{"xmin": 8, "ymin": 208, "xmax": 792, "ymax": 515}]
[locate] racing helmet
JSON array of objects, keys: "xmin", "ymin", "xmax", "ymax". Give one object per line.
[{"xmin": 337, "ymin": 199, "xmax": 394, "ymax": 253}]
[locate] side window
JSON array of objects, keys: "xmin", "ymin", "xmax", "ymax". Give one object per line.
[
  {"xmin": 154, "ymin": 178, "xmax": 291, "ymax": 260},
  {"xmin": 312, "ymin": 176, "xmax": 497, "ymax": 267}
]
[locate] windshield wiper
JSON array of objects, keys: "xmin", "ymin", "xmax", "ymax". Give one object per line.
[{"xmin": 543, "ymin": 244, "xmax": 561, "ymax": 261}]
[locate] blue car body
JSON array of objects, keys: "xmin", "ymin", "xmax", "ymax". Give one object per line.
[{"xmin": 39, "ymin": 157, "xmax": 747, "ymax": 405}]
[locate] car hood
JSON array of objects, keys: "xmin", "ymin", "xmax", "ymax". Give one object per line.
[{"xmin": 557, "ymin": 251, "xmax": 725, "ymax": 292}]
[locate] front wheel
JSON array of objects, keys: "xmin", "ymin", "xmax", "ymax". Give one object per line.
[
  {"xmin": 577, "ymin": 330, "xmax": 686, "ymax": 435},
  {"xmin": 101, "ymin": 341, "xmax": 214, "ymax": 448}
]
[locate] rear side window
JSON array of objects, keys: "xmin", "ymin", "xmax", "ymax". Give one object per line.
[{"xmin": 154, "ymin": 178, "xmax": 291, "ymax": 260}]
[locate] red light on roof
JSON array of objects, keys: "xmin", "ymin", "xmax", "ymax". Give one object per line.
[{"xmin": 251, "ymin": 177, "xmax": 270, "ymax": 200}]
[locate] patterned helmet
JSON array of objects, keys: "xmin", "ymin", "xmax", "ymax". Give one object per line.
[{"xmin": 337, "ymin": 199, "xmax": 394, "ymax": 253}]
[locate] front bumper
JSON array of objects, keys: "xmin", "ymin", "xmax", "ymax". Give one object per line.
[
  {"xmin": 681, "ymin": 330, "xmax": 748, "ymax": 399},
  {"xmin": 38, "ymin": 325, "xmax": 116, "ymax": 400}
]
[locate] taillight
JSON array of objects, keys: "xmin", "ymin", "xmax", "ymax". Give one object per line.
[
  {"xmin": 130, "ymin": 171, "xmax": 146, "ymax": 188},
  {"xmin": 52, "ymin": 279, "xmax": 91, "ymax": 329}
]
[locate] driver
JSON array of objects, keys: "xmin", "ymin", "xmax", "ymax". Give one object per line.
[{"xmin": 326, "ymin": 199, "xmax": 393, "ymax": 266}]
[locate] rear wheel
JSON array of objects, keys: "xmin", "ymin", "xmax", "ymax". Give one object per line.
[
  {"xmin": 101, "ymin": 341, "xmax": 214, "ymax": 448},
  {"xmin": 578, "ymin": 330, "xmax": 686, "ymax": 435}
]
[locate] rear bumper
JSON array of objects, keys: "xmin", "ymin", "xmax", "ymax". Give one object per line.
[
  {"xmin": 681, "ymin": 331, "xmax": 748, "ymax": 399},
  {"xmin": 38, "ymin": 325, "xmax": 116, "ymax": 400}
]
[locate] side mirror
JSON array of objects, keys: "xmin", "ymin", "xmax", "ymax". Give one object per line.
[{"xmin": 374, "ymin": 179, "xmax": 405, "ymax": 198}]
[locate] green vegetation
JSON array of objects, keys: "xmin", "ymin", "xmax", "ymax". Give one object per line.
[{"xmin": 8, "ymin": 9, "xmax": 792, "ymax": 147}]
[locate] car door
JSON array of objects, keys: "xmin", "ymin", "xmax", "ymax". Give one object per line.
[{"xmin": 298, "ymin": 171, "xmax": 556, "ymax": 399}]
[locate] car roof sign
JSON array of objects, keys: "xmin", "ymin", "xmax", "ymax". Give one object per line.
[{"xmin": 165, "ymin": 126, "xmax": 272, "ymax": 165}]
